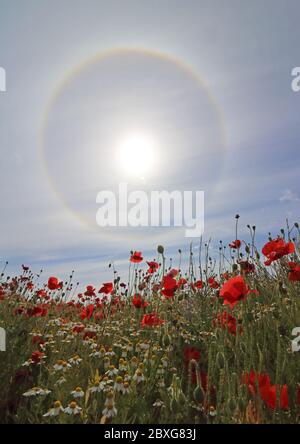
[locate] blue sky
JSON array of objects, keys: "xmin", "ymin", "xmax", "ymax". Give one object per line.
[{"xmin": 0, "ymin": 0, "xmax": 300, "ymax": 287}]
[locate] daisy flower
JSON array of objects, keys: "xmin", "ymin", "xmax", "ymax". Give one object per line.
[
  {"xmin": 43, "ymin": 400, "xmax": 64, "ymax": 417},
  {"xmin": 64, "ymin": 401, "xmax": 82, "ymax": 415},
  {"xmin": 23, "ymin": 387, "xmax": 51, "ymax": 397},
  {"xmin": 53, "ymin": 360, "xmax": 71, "ymax": 371},
  {"xmin": 71, "ymin": 387, "xmax": 84, "ymax": 398}
]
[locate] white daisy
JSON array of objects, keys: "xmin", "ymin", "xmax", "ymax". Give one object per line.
[
  {"xmin": 64, "ymin": 401, "xmax": 82, "ymax": 415},
  {"xmin": 43, "ymin": 401, "xmax": 64, "ymax": 417}
]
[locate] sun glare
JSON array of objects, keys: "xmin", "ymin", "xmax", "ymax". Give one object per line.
[{"xmin": 117, "ymin": 133, "xmax": 156, "ymax": 177}]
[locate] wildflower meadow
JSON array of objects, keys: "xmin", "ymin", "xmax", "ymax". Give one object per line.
[{"xmin": 0, "ymin": 216, "xmax": 300, "ymax": 424}]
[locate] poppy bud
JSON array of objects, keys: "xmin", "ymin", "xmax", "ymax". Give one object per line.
[
  {"xmin": 170, "ymin": 398, "xmax": 178, "ymax": 412},
  {"xmin": 162, "ymin": 334, "xmax": 171, "ymax": 347},
  {"xmin": 239, "ymin": 342, "xmax": 247, "ymax": 354},
  {"xmin": 157, "ymin": 245, "xmax": 164, "ymax": 255},
  {"xmin": 232, "ymin": 264, "xmax": 238, "ymax": 272},
  {"xmin": 227, "ymin": 398, "xmax": 237, "ymax": 414},
  {"xmin": 238, "ymin": 398, "xmax": 247, "ymax": 412},
  {"xmin": 193, "ymin": 385, "xmax": 205, "ymax": 404},
  {"xmin": 295, "ymin": 222, "xmax": 299, "ymax": 228},
  {"xmin": 245, "ymin": 245, "xmax": 250, "ymax": 254},
  {"xmin": 216, "ymin": 352, "xmax": 225, "ymax": 369}
]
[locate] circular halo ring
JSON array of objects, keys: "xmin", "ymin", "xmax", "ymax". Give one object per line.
[{"xmin": 40, "ymin": 47, "xmax": 228, "ymax": 237}]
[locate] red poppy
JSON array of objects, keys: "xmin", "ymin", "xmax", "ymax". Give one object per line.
[
  {"xmin": 31, "ymin": 351, "xmax": 45, "ymax": 365},
  {"xmin": 262, "ymin": 238, "xmax": 295, "ymax": 266},
  {"xmin": 161, "ymin": 274, "xmax": 178, "ymax": 298},
  {"xmin": 184, "ymin": 346, "xmax": 200, "ymax": 364},
  {"xmin": 130, "ymin": 251, "xmax": 143, "ymax": 263},
  {"xmin": 194, "ymin": 280, "xmax": 203, "ymax": 289},
  {"xmin": 32, "ymin": 335, "xmax": 45, "ymax": 346},
  {"xmin": 83, "ymin": 330, "xmax": 97, "ymax": 340},
  {"xmin": 239, "ymin": 260, "xmax": 255, "ymax": 274},
  {"xmin": 169, "ymin": 268, "xmax": 179, "ymax": 278},
  {"xmin": 47, "ymin": 276, "xmax": 62, "ymax": 291},
  {"xmin": 208, "ymin": 277, "xmax": 219, "ymax": 289},
  {"xmin": 98, "ymin": 282, "xmax": 113, "ymax": 294},
  {"xmin": 220, "ymin": 275, "xmax": 257, "ymax": 308},
  {"xmin": 221, "ymin": 272, "xmax": 230, "ymax": 280},
  {"xmin": 229, "ymin": 239, "xmax": 241, "ymax": 249},
  {"xmin": 146, "ymin": 261, "xmax": 159, "ymax": 274},
  {"xmin": 80, "ymin": 304, "xmax": 95, "ymax": 320},
  {"xmin": 213, "ymin": 311, "xmax": 242, "ymax": 335},
  {"xmin": 84, "ymin": 285, "xmax": 96, "ymax": 297},
  {"xmin": 36, "ymin": 289, "xmax": 47, "ymax": 298},
  {"xmin": 26, "ymin": 282, "xmax": 34, "ymax": 290},
  {"xmin": 132, "ymin": 294, "xmax": 148, "ymax": 309},
  {"xmin": 72, "ymin": 324, "xmax": 85, "ymax": 334},
  {"xmin": 288, "ymin": 262, "xmax": 300, "ymax": 282},
  {"xmin": 178, "ymin": 278, "xmax": 187, "ymax": 288},
  {"xmin": 141, "ymin": 312, "xmax": 164, "ymax": 327},
  {"xmin": 242, "ymin": 371, "xmax": 288, "ymax": 410},
  {"xmin": 26, "ymin": 305, "xmax": 48, "ymax": 318},
  {"xmin": 94, "ymin": 310, "xmax": 105, "ymax": 321}
]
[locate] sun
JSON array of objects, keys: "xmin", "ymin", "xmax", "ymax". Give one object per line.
[{"xmin": 117, "ymin": 133, "xmax": 156, "ymax": 177}]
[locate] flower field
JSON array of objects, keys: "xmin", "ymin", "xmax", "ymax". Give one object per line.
[{"xmin": 1, "ymin": 218, "xmax": 300, "ymax": 424}]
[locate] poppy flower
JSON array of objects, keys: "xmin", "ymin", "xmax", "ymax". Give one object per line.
[
  {"xmin": 132, "ymin": 294, "xmax": 148, "ymax": 309},
  {"xmin": 80, "ymin": 304, "xmax": 95, "ymax": 320},
  {"xmin": 208, "ymin": 277, "xmax": 219, "ymax": 289},
  {"xmin": 26, "ymin": 305, "xmax": 48, "ymax": 318},
  {"xmin": 146, "ymin": 261, "xmax": 159, "ymax": 274},
  {"xmin": 168, "ymin": 268, "xmax": 179, "ymax": 278},
  {"xmin": 72, "ymin": 324, "xmax": 85, "ymax": 334},
  {"xmin": 242, "ymin": 371, "xmax": 288, "ymax": 410},
  {"xmin": 26, "ymin": 282, "xmax": 34, "ymax": 291},
  {"xmin": 194, "ymin": 280, "xmax": 203, "ymax": 289},
  {"xmin": 239, "ymin": 260, "xmax": 255, "ymax": 274},
  {"xmin": 99, "ymin": 282, "xmax": 113, "ymax": 294},
  {"xmin": 32, "ymin": 335, "xmax": 45, "ymax": 346},
  {"xmin": 177, "ymin": 278, "xmax": 187, "ymax": 288},
  {"xmin": 83, "ymin": 330, "xmax": 97, "ymax": 340},
  {"xmin": 84, "ymin": 285, "xmax": 96, "ymax": 297},
  {"xmin": 48, "ymin": 277, "xmax": 62, "ymax": 291},
  {"xmin": 130, "ymin": 251, "xmax": 143, "ymax": 263},
  {"xmin": 220, "ymin": 275, "xmax": 257, "ymax": 308},
  {"xmin": 184, "ymin": 346, "xmax": 200, "ymax": 364},
  {"xmin": 36, "ymin": 289, "xmax": 47, "ymax": 299},
  {"xmin": 262, "ymin": 238, "xmax": 295, "ymax": 266},
  {"xmin": 161, "ymin": 274, "xmax": 178, "ymax": 298},
  {"xmin": 221, "ymin": 272, "xmax": 230, "ymax": 280},
  {"xmin": 141, "ymin": 312, "xmax": 164, "ymax": 327},
  {"xmin": 288, "ymin": 262, "xmax": 300, "ymax": 282},
  {"xmin": 31, "ymin": 351, "xmax": 45, "ymax": 365},
  {"xmin": 213, "ymin": 311, "xmax": 242, "ymax": 335},
  {"xmin": 229, "ymin": 239, "xmax": 241, "ymax": 249}
]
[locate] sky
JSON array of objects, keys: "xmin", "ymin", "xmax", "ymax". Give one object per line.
[{"xmin": 0, "ymin": 0, "xmax": 300, "ymax": 288}]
